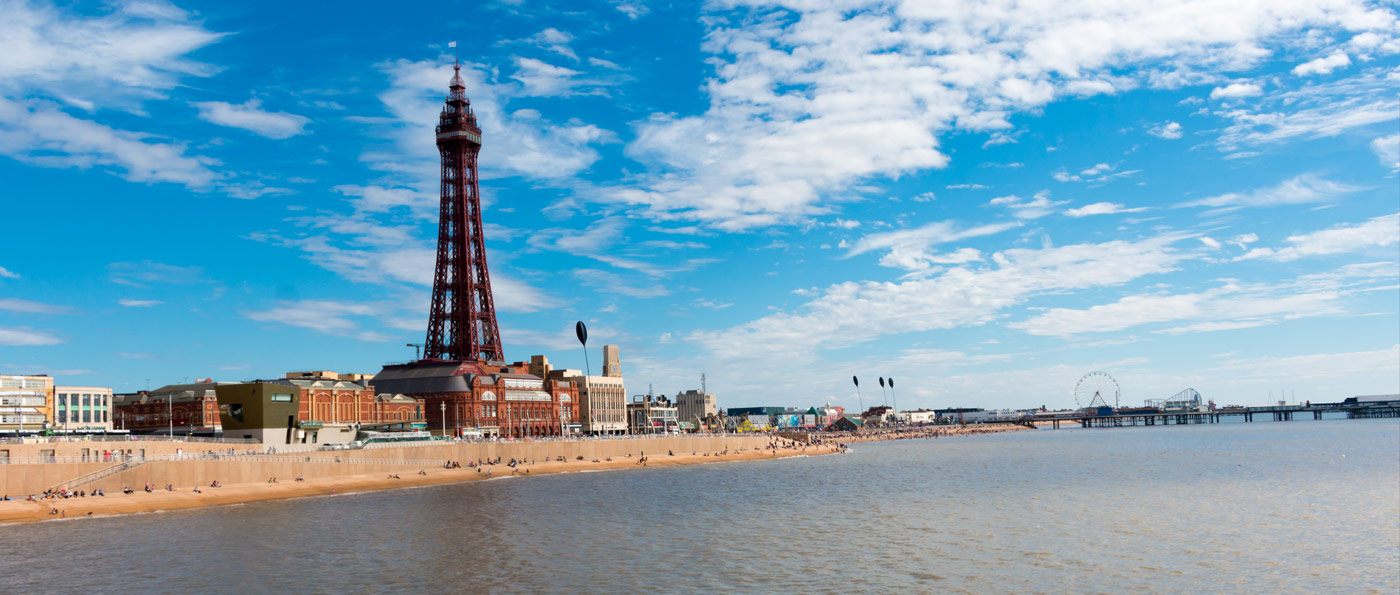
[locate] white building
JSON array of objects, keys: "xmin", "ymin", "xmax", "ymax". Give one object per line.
[
  {"xmin": 0, "ymin": 374, "xmax": 51, "ymax": 434},
  {"xmin": 566, "ymin": 372, "xmax": 627, "ymax": 435},
  {"xmin": 54, "ymin": 385, "xmax": 114, "ymax": 434}
]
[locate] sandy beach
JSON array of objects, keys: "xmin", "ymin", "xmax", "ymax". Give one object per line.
[
  {"xmin": 0, "ymin": 441, "xmax": 835, "ymax": 525},
  {"xmin": 0, "ymin": 424, "xmax": 1029, "ymax": 525}
]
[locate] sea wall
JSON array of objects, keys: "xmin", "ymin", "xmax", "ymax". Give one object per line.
[{"xmin": 0, "ymin": 435, "xmax": 773, "ymax": 495}]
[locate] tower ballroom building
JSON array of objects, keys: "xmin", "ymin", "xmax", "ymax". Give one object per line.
[{"xmin": 372, "ymin": 62, "xmax": 578, "ymax": 438}]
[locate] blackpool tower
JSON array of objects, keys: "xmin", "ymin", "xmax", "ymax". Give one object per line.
[{"xmin": 423, "ymin": 62, "xmax": 504, "ymax": 362}]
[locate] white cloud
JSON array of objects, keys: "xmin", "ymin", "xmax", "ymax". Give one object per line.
[
  {"xmin": 982, "ymin": 132, "xmax": 1018, "ymax": 148},
  {"xmin": 511, "ymin": 57, "xmax": 585, "ymax": 96},
  {"xmin": 1208, "ymin": 345, "xmax": 1400, "ymax": 385},
  {"xmin": 192, "ymin": 99, "xmax": 310, "ymax": 139},
  {"xmin": 693, "ymin": 234, "xmax": 1190, "ymax": 361},
  {"xmin": 0, "ymin": 0, "xmax": 222, "ymax": 107},
  {"xmin": 1228, "ymin": 233, "xmax": 1258, "ymax": 249},
  {"xmin": 108, "ymin": 260, "xmax": 203, "ymax": 286},
  {"xmin": 0, "ymin": 326, "xmax": 62, "ymax": 346},
  {"xmin": 0, "ymin": 266, "xmax": 17, "ymax": 279},
  {"xmin": 1292, "ymin": 51, "xmax": 1351, "ymax": 76},
  {"xmin": 571, "ymin": 268, "xmax": 670, "ymax": 298},
  {"xmin": 987, "ymin": 190, "xmax": 1065, "ymax": 219},
  {"xmin": 244, "ymin": 299, "xmax": 393, "ymax": 342},
  {"xmin": 1371, "ymin": 133, "xmax": 1399, "ymax": 171},
  {"xmin": 611, "ymin": 0, "xmax": 648, "ymax": 19},
  {"xmin": 1199, "ymin": 236, "xmax": 1222, "ymax": 249},
  {"xmin": 1179, "ymin": 174, "xmax": 1363, "ymax": 209},
  {"xmin": 588, "ymin": 57, "xmax": 622, "ymax": 70},
  {"xmin": 1064, "ymin": 202, "xmax": 1149, "ymax": 217},
  {"xmin": 523, "ymin": 28, "xmax": 578, "ymax": 61},
  {"xmin": 1081, "ymin": 163, "xmax": 1112, "ymax": 176},
  {"xmin": 846, "ymin": 220, "xmax": 1017, "ymax": 271},
  {"xmin": 0, "ymin": 97, "xmax": 218, "ymax": 187},
  {"xmin": 1149, "ymin": 121, "xmax": 1183, "ymax": 139},
  {"xmin": 0, "ymin": 1, "xmax": 225, "ymax": 188},
  {"xmin": 1052, "ymin": 162, "xmax": 1139, "ymax": 183},
  {"xmin": 1214, "ymin": 70, "xmax": 1397, "ymax": 151},
  {"xmin": 1237, "ymin": 212, "xmax": 1400, "ymax": 261},
  {"xmin": 0, "ymin": 298, "xmax": 72, "ymax": 314},
  {"xmin": 946, "ymin": 183, "xmax": 988, "ymax": 190},
  {"xmin": 117, "ymin": 298, "xmax": 162, "ymax": 307},
  {"xmin": 1210, "ymin": 82, "xmax": 1263, "ymax": 99},
  {"xmin": 1011, "ymin": 282, "xmax": 1348, "ymax": 337},
  {"xmin": 597, "ymin": 0, "xmax": 1395, "ymax": 230}
]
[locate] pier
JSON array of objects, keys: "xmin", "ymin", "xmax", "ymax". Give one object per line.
[{"xmin": 1035, "ymin": 400, "xmax": 1400, "ymax": 429}]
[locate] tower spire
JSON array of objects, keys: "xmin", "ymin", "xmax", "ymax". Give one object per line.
[{"xmin": 424, "ymin": 61, "xmax": 503, "ymax": 363}]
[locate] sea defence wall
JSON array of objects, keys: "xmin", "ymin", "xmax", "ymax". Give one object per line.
[{"xmin": 1, "ymin": 435, "xmax": 773, "ymax": 495}]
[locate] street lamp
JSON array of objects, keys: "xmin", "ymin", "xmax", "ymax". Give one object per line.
[{"xmin": 440, "ymin": 401, "xmax": 447, "ymax": 439}]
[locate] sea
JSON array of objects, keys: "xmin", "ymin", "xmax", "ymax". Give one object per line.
[{"xmin": 2, "ymin": 419, "xmax": 1396, "ymax": 594}]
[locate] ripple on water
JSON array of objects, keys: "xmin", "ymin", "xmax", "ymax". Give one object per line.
[{"xmin": 0, "ymin": 421, "xmax": 1397, "ymax": 594}]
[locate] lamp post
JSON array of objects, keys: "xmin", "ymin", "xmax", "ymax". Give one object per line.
[
  {"xmin": 168, "ymin": 393, "xmax": 174, "ymax": 438},
  {"xmin": 441, "ymin": 401, "xmax": 447, "ymax": 439}
]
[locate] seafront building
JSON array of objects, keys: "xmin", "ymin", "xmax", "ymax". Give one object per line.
[
  {"xmin": 627, "ymin": 394, "xmax": 679, "ymax": 434},
  {"xmin": 0, "ymin": 373, "xmax": 52, "ymax": 434},
  {"xmin": 113, "ymin": 381, "xmax": 226, "ymax": 435},
  {"xmin": 810, "ymin": 404, "xmax": 845, "ymax": 427},
  {"xmin": 555, "ymin": 370, "xmax": 627, "ymax": 435},
  {"xmin": 214, "ymin": 382, "xmax": 305, "ymax": 445},
  {"xmin": 674, "ymin": 389, "xmax": 717, "ymax": 429},
  {"xmin": 273, "ymin": 371, "xmax": 424, "ymax": 425},
  {"xmin": 53, "ymin": 385, "xmax": 114, "ymax": 434},
  {"xmin": 374, "ymin": 359, "xmax": 579, "ymax": 439}
]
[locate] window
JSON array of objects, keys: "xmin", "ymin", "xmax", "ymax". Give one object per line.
[
  {"xmin": 83, "ymin": 409, "xmax": 91, "ymax": 423},
  {"xmin": 83, "ymin": 394, "xmax": 91, "ymax": 407},
  {"xmin": 23, "ymin": 379, "xmax": 46, "ymax": 389},
  {"xmin": 58, "ymin": 393, "xmax": 67, "ymax": 406}
]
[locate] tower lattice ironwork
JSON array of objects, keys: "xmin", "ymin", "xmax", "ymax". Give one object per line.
[{"xmin": 424, "ymin": 62, "xmax": 504, "ymax": 362}]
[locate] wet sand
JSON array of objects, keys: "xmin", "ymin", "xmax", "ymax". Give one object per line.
[{"xmin": 0, "ymin": 443, "xmax": 837, "ymax": 525}]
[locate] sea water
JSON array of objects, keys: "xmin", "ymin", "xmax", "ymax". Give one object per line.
[{"xmin": 1, "ymin": 419, "xmax": 1396, "ymax": 594}]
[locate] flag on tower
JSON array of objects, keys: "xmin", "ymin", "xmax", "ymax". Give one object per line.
[{"xmin": 448, "ymin": 41, "xmax": 457, "ymax": 47}]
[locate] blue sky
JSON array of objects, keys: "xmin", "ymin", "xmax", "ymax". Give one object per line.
[{"xmin": 1, "ymin": 0, "xmax": 1397, "ymax": 411}]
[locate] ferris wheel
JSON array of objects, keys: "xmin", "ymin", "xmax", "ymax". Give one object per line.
[{"xmin": 1074, "ymin": 371, "xmax": 1120, "ymax": 410}]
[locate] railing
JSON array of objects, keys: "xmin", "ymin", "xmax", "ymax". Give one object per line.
[{"xmin": 48, "ymin": 459, "xmax": 151, "ymax": 492}]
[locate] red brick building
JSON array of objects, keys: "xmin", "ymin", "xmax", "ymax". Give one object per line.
[
  {"xmin": 372, "ymin": 359, "xmax": 578, "ymax": 438},
  {"xmin": 276, "ymin": 372, "xmax": 423, "ymax": 425},
  {"xmin": 113, "ymin": 381, "xmax": 224, "ymax": 435}
]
